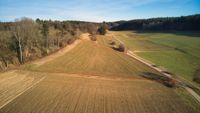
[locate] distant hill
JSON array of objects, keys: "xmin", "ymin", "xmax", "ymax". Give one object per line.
[{"xmin": 109, "ymin": 14, "xmax": 200, "ymax": 31}]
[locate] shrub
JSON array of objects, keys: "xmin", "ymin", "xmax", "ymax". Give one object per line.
[
  {"xmin": 118, "ymin": 43, "xmax": 125, "ymax": 52},
  {"xmin": 163, "ymin": 79, "xmax": 176, "ymax": 87},
  {"xmin": 41, "ymin": 47, "xmax": 50, "ymax": 56},
  {"xmin": 26, "ymin": 47, "xmax": 42, "ymax": 61},
  {"xmin": 59, "ymin": 42, "xmax": 65, "ymax": 48},
  {"xmin": 142, "ymin": 72, "xmax": 176, "ymax": 88}
]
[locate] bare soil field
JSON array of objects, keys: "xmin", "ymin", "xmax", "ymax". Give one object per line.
[
  {"xmin": 0, "ymin": 70, "xmax": 45, "ymax": 109},
  {"xmin": 0, "ymin": 71, "xmax": 197, "ymax": 113}
]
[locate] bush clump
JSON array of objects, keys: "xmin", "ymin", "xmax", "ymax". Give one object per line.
[
  {"xmin": 118, "ymin": 43, "xmax": 125, "ymax": 52},
  {"xmin": 163, "ymin": 79, "xmax": 176, "ymax": 88}
]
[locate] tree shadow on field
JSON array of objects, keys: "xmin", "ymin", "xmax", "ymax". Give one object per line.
[
  {"xmin": 111, "ymin": 46, "xmax": 119, "ymax": 51},
  {"xmin": 174, "ymin": 47, "xmax": 187, "ymax": 54},
  {"xmin": 140, "ymin": 72, "xmax": 176, "ymax": 88}
]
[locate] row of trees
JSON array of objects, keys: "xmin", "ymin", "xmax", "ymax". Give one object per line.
[
  {"xmin": 110, "ymin": 14, "xmax": 200, "ymax": 31},
  {"xmin": 0, "ymin": 17, "xmax": 101, "ymax": 70}
]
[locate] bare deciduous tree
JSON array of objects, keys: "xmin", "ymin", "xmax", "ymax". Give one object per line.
[{"xmin": 10, "ymin": 17, "xmax": 40, "ymax": 63}]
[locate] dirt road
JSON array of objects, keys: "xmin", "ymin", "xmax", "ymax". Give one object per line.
[{"xmin": 185, "ymin": 87, "xmax": 200, "ymax": 103}]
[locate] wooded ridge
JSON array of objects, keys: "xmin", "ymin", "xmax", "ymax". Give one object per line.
[{"xmin": 109, "ymin": 14, "xmax": 200, "ymax": 31}]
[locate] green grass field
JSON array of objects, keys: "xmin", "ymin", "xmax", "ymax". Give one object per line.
[{"xmin": 111, "ymin": 31, "xmax": 200, "ymax": 83}]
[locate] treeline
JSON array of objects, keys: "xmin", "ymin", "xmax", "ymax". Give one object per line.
[
  {"xmin": 0, "ymin": 17, "xmax": 100, "ymax": 70},
  {"xmin": 109, "ymin": 14, "xmax": 200, "ymax": 31}
]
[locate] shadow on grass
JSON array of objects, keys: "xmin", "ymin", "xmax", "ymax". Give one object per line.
[
  {"xmin": 140, "ymin": 72, "xmax": 176, "ymax": 88},
  {"xmin": 174, "ymin": 47, "xmax": 187, "ymax": 54}
]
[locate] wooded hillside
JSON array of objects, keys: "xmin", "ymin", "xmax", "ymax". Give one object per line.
[
  {"xmin": 109, "ymin": 14, "xmax": 200, "ymax": 31},
  {"xmin": 0, "ymin": 18, "xmax": 100, "ymax": 70}
]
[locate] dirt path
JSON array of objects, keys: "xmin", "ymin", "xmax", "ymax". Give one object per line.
[
  {"xmin": 185, "ymin": 87, "xmax": 200, "ymax": 103},
  {"xmin": 33, "ymin": 33, "xmax": 90, "ymax": 66}
]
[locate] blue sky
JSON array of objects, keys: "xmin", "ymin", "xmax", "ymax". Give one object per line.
[{"xmin": 0, "ymin": 0, "xmax": 200, "ymax": 22}]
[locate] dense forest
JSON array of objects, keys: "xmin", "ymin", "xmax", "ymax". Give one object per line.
[
  {"xmin": 109, "ymin": 14, "xmax": 200, "ymax": 31},
  {"xmin": 0, "ymin": 18, "xmax": 101, "ymax": 70}
]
